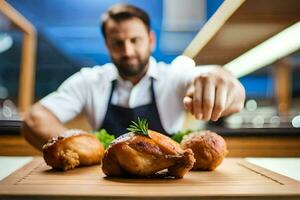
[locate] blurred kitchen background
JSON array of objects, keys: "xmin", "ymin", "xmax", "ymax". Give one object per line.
[{"xmin": 0, "ymin": 0, "xmax": 300, "ymax": 136}]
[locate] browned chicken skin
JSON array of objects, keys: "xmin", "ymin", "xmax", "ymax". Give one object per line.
[
  {"xmin": 181, "ymin": 130, "xmax": 228, "ymax": 171},
  {"xmin": 43, "ymin": 130, "xmax": 105, "ymax": 171},
  {"xmin": 102, "ymin": 130, "xmax": 195, "ymax": 178}
]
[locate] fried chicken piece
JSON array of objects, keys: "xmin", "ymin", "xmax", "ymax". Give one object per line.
[
  {"xmin": 102, "ymin": 130, "xmax": 195, "ymax": 178},
  {"xmin": 43, "ymin": 130, "xmax": 105, "ymax": 171},
  {"xmin": 181, "ymin": 130, "xmax": 228, "ymax": 171}
]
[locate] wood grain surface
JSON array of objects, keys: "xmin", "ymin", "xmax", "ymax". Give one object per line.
[{"xmin": 0, "ymin": 157, "xmax": 300, "ymax": 200}]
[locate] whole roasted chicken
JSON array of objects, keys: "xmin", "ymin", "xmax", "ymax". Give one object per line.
[
  {"xmin": 102, "ymin": 119, "xmax": 195, "ymax": 178},
  {"xmin": 43, "ymin": 130, "xmax": 105, "ymax": 171}
]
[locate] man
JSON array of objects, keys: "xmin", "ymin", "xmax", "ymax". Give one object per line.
[{"xmin": 23, "ymin": 4, "xmax": 245, "ymax": 150}]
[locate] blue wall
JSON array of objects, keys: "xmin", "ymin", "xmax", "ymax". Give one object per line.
[{"xmin": 2, "ymin": 0, "xmax": 289, "ymax": 101}]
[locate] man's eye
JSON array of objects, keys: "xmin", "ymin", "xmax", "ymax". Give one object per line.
[
  {"xmin": 131, "ymin": 38, "xmax": 140, "ymax": 44},
  {"xmin": 112, "ymin": 41, "xmax": 122, "ymax": 47}
]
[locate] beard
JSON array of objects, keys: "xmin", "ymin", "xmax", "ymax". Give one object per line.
[{"xmin": 112, "ymin": 53, "xmax": 150, "ymax": 78}]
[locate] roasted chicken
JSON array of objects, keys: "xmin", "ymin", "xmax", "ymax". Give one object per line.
[
  {"xmin": 181, "ymin": 130, "xmax": 228, "ymax": 171},
  {"xmin": 43, "ymin": 130, "xmax": 105, "ymax": 171},
  {"xmin": 102, "ymin": 130, "xmax": 195, "ymax": 178}
]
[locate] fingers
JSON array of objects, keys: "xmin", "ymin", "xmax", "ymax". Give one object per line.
[
  {"xmin": 193, "ymin": 79, "xmax": 203, "ymax": 119},
  {"xmin": 211, "ymin": 85, "xmax": 228, "ymax": 121},
  {"xmin": 183, "ymin": 66, "xmax": 245, "ymax": 121},
  {"xmin": 202, "ymin": 79, "xmax": 215, "ymax": 121},
  {"xmin": 183, "ymin": 96, "xmax": 193, "ymax": 114},
  {"xmin": 221, "ymin": 85, "xmax": 245, "ymax": 117},
  {"xmin": 183, "ymin": 85, "xmax": 194, "ymax": 114}
]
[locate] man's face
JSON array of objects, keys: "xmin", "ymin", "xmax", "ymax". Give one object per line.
[{"xmin": 104, "ymin": 18, "xmax": 154, "ymax": 78}]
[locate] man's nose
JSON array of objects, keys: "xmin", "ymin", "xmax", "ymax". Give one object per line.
[{"xmin": 123, "ymin": 41, "xmax": 135, "ymax": 56}]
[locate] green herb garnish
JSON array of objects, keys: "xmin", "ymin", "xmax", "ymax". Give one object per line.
[
  {"xmin": 94, "ymin": 129, "xmax": 115, "ymax": 149},
  {"xmin": 127, "ymin": 117, "xmax": 149, "ymax": 136},
  {"xmin": 171, "ymin": 129, "xmax": 193, "ymax": 143}
]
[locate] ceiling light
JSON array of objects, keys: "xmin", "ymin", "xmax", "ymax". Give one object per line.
[
  {"xmin": 224, "ymin": 21, "xmax": 300, "ymax": 78},
  {"xmin": 0, "ymin": 33, "xmax": 13, "ymax": 53}
]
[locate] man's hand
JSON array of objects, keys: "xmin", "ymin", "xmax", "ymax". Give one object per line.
[{"xmin": 183, "ymin": 66, "xmax": 245, "ymax": 121}]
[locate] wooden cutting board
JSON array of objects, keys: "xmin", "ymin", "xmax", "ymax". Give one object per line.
[{"xmin": 0, "ymin": 157, "xmax": 300, "ymax": 200}]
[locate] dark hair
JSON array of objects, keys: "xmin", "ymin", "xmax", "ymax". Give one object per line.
[{"xmin": 101, "ymin": 4, "xmax": 151, "ymax": 39}]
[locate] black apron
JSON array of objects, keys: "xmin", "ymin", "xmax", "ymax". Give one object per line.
[{"xmin": 101, "ymin": 78, "xmax": 167, "ymax": 137}]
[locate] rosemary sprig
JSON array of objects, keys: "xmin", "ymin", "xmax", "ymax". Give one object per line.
[{"xmin": 127, "ymin": 117, "xmax": 149, "ymax": 136}]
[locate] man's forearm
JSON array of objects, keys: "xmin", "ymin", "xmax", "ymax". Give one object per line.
[{"xmin": 21, "ymin": 103, "xmax": 67, "ymax": 151}]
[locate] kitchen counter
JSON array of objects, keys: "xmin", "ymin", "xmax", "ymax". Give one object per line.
[{"xmin": 0, "ymin": 156, "xmax": 32, "ymax": 181}]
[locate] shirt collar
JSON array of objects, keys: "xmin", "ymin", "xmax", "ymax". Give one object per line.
[{"xmin": 146, "ymin": 56, "xmax": 159, "ymax": 80}]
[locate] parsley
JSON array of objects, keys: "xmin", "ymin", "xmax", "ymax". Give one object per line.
[
  {"xmin": 171, "ymin": 129, "xmax": 193, "ymax": 143},
  {"xmin": 94, "ymin": 129, "xmax": 115, "ymax": 149}
]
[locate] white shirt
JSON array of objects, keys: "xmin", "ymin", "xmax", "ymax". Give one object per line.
[{"xmin": 40, "ymin": 56, "xmax": 202, "ymax": 134}]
